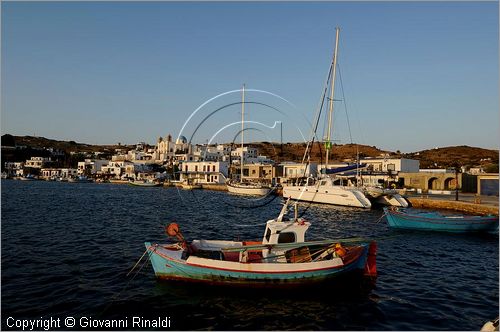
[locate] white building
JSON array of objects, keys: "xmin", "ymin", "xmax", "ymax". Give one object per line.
[
  {"xmin": 41, "ymin": 168, "xmax": 78, "ymax": 179},
  {"xmin": 4, "ymin": 162, "xmax": 24, "ymax": 176},
  {"xmin": 361, "ymin": 158, "xmax": 419, "ymax": 173},
  {"xmin": 25, "ymin": 157, "xmax": 52, "ymax": 168},
  {"xmin": 77, "ymin": 159, "xmax": 108, "ymax": 175},
  {"xmin": 179, "ymin": 161, "xmax": 229, "ymax": 184},
  {"xmin": 60, "ymin": 168, "xmax": 78, "ymax": 179},
  {"xmin": 101, "ymin": 160, "xmax": 133, "ymax": 178},
  {"xmin": 281, "ymin": 162, "xmax": 318, "ymax": 180},
  {"xmin": 230, "ymin": 147, "xmax": 258, "ymax": 164}
]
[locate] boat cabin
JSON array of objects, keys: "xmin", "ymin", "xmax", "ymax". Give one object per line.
[{"xmin": 261, "ymin": 218, "xmax": 311, "ymax": 262}]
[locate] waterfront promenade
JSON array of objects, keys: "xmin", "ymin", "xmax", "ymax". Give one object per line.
[{"xmin": 406, "ymin": 192, "xmax": 499, "ymax": 215}]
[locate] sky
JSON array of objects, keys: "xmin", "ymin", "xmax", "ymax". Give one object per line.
[{"xmin": 1, "ymin": 1, "xmax": 498, "ymax": 153}]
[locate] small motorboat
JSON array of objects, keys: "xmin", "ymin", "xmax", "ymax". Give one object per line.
[
  {"xmin": 180, "ymin": 179, "xmax": 202, "ymax": 190},
  {"xmin": 145, "ymin": 199, "xmax": 377, "ymax": 287},
  {"xmin": 68, "ymin": 176, "xmax": 93, "ymax": 183},
  {"xmin": 383, "ymin": 207, "xmax": 499, "ymax": 233},
  {"xmin": 128, "ymin": 179, "xmax": 161, "ymax": 187},
  {"xmin": 19, "ymin": 174, "xmax": 38, "ymax": 181}
]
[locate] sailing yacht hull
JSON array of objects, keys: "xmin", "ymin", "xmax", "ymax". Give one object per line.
[
  {"xmin": 364, "ymin": 188, "xmax": 409, "ymax": 207},
  {"xmin": 282, "ymin": 185, "xmax": 372, "ymax": 208},
  {"xmin": 372, "ymin": 194, "xmax": 409, "ymax": 207}
]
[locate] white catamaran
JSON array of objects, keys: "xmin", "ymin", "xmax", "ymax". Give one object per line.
[
  {"xmin": 282, "ymin": 27, "xmax": 372, "ymax": 209},
  {"xmin": 226, "ymin": 85, "xmax": 271, "ymax": 196}
]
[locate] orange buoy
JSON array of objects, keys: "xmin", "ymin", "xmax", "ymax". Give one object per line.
[
  {"xmin": 334, "ymin": 243, "xmax": 347, "ymax": 257},
  {"xmin": 166, "ymin": 223, "xmax": 180, "ymax": 237}
]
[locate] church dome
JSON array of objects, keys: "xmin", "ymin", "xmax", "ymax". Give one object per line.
[{"xmin": 176, "ymin": 135, "xmax": 188, "ymax": 145}]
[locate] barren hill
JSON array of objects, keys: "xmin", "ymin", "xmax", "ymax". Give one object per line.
[{"xmin": 2, "ymin": 134, "xmax": 498, "ymax": 171}]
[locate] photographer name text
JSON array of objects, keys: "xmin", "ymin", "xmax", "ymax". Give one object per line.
[{"xmin": 6, "ymin": 316, "xmax": 171, "ymax": 330}]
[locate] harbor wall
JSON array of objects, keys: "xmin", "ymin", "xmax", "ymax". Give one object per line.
[{"xmin": 407, "ymin": 197, "xmax": 499, "ymax": 216}]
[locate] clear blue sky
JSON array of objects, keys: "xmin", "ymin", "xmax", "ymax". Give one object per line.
[{"xmin": 2, "ymin": 1, "xmax": 498, "ymax": 152}]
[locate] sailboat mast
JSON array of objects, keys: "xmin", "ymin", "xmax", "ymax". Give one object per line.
[
  {"xmin": 240, "ymin": 84, "xmax": 245, "ymax": 181},
  {"xmin": 325, "ymin": 27, "xmax": 340, "ymax": 169}
]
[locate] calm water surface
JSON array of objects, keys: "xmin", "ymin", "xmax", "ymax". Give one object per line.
[{"xmin": 1, "ymin": 180, "xmax": 498, "ymax": 330}]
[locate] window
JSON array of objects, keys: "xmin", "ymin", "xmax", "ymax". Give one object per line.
[
  {"xmin": 278, "ymin": 232, "xmax": 296, "ymax": 244},
  {"xmin": 252, "ymin": 170, "xmax": 256, "ymax": 174},
  {"xmin": 213, "ymin": 165, "xmax": 215, "ymax": 172},
  {"xmin": 387, "ymin": 164, "xmax": 396, "ymax": 171},
  {"xmin": 265, "ymin": 228, "xmax": 271, "ymax": 242},
  {"xmin": 195, "ymin": 166, "xmax": 198, "ymax": 172}
]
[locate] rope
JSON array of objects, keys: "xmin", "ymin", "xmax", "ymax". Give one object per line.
[
  {"xmin": 126, "ymin": 248, "xmax": 149, "ymax": 277},
  {"xmin": 337, "ymin": 64, "xmax": 353, "ymax": 145},
  {"xmin": 98, "ymin": 245, "xmax": 156, "ymax": 318},
  {"xmin": 375, "ymin": 212, "xmax": 388, "ymax": 224}
]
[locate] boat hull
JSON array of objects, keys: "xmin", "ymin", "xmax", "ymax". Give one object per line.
[
  {"xmin": 371, "ymin": 193, "xmax": 409, "ymax": 207},
  {"xmin": 226, "ymin": 184, "xmax": 271, "ymax": 196},
  {"xmin": 145, "ymin": 242, "xmax": 375, "ymax": 287},
  {"xmin": 282, "ymin": 185, "xmax": 371, "ymax": 208},
  {"xmin": 129, "ymin": 181, "xmax": 161, "ymax": 187},
  {"xmin": 181, "ymin": 184, "xmax": 202, "ymax": 190},
  {"xmin": 384, "ymin": 208, "xmax": 499, "ymax": 233}
]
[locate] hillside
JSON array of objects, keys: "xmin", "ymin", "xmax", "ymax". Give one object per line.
[
  {"xmin": 403, "ymin": 145, "xmax": 499, "ymax": 169},
  {"xmin": 2, "ymin": 134, "xmax": 498, "ymax": 171},
  {"xmin": 250, "ymin": 142, "xmax": 390, "ymax": 163},
  {"xmin": 1, "ymin": 134, "xmax": 133, "ymax": 153}
]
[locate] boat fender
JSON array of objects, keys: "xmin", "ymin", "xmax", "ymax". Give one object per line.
[
  {"xmin": 165, "ymin": 222, "xmax": 185, "ymax": 243},
  {"xmin": 334, "ymin": 243, "xmax": 346, "ymax": 257}
]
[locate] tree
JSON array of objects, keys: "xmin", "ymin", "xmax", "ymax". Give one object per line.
[
  {"xmin": 1, "ymin": 134, "xmax": 16, "ymax": 146},
  {"xmin": 484, "ymin": 164, "xmax": 499, "ymax": 173}
]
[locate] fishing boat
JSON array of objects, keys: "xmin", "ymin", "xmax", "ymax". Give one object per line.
[
  {"xmin": 19, "ymin": 174, "xmax": 38, "ymax": 181},
  {"xmin": 226, "ymin": 84, "xmax": 271, "ymax": 196},
  {"xmin": 68, "ymin": 175, "xmax": 93, "ymax": 183},
  {"xmin": 145, "ymin": 199, "xmax": 377, "ymax": 287},
  {"xmin": 383, "ymin": 207, "xmax": 499, "ymax": 233},
  {"xmin": 180, "ymin": 179, "xmax": 202, "ymax": 190},
  {"xmin": 281, "ymin": 28, "xmax": 371, "ymax": 208},
  {"xmin": 129, "ymin": 179, "xmax": 161, "ymax": 187}
]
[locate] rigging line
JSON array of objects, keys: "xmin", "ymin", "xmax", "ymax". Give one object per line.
[
  {"xmin": 337, "ymin": 64, "xmax": 353, "ymax": 145},
  {"xmin": 301, "ymin": 58, "xmax": 334, "ymax": 166},
  {"xmin": 232, "ymin": 222, "xmax": 268, "ymax": 228}
]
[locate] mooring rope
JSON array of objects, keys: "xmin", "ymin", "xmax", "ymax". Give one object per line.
[
  {"xmin": 126, "ymin": 248, "xmax": 149, "ymax": 277},
  {"xmin": 98, "ymin": 246, "xmax": 156, "ymax": 318}
]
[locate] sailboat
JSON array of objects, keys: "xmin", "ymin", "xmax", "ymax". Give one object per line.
[
  {"xmin": 226, "ymin": 85, "xmax": 271, "ymax": 196},
  {"xmin": 282, "ymin": 28, "xmax": 372, "ymax": 209}
]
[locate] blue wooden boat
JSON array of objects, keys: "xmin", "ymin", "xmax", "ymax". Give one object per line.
[
  {"xmin": 384, "ymin": 207, "xmax": 499, "ymax": 233},
  {"xmin": 145, "ymin": 200, "xmax": 377, "ymax": 287}
]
